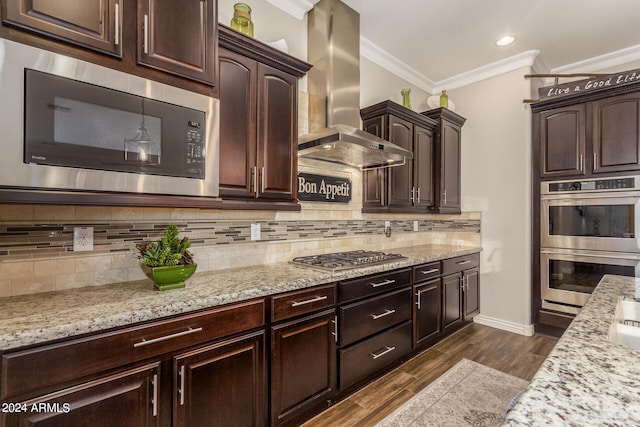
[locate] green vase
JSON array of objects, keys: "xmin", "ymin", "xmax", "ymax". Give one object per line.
[
  {"xmin": 141, "ymin": 264, "xmax": 197, "ymax": 291},
  {"xmin": 230, "ymin": 3, "xmax": 254, "ymax": 37},
  {"xmin": 401, "ymin": 88, "xmax": 412, "ymax": 109},
  {"xmin": 439, "ymin": 90, "xmax": 449, "ymax": 108}
]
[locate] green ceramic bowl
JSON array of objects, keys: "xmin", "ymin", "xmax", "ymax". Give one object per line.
[{"xmin": 141, "ymin": 264, "xmax": 197, "ymax": 291}]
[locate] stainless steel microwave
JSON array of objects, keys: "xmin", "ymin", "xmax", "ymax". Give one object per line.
[{"xmin": 0, "ymin": 39, "xmax": 219, "ymax": 197}]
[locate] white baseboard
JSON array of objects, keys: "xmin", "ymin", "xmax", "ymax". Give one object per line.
[{"xmin": 472, "ymin": 314, "xmax": 535, "ymax": 336}]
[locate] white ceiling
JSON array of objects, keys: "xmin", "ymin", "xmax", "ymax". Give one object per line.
[{"xmin": 269, "ymin": 0, "xmax": 640, "ymax": 93}]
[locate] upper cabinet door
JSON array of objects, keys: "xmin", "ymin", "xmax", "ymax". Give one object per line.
[
  {"xmin": 137, "ymin": 0, "xmax": 216, "ymax": 85},
  {"xmin": 592, "ymin": 92, "xmax": 640, "ymax": 174},
  {"xmin": 256, "ymin": 63, "xmax": 297, "ymax": 200},
  {"xmin": 440, "ymin": 120, "xmax": 461, "ymax": 211},
  {"xmin": 539, "ymin": 105, "xmax": 586, "ymax": 178},
  {"xmin": 219, "ymin": 48, "xmax": 258, "ymax": 198},
  {"xmin": 3, "ymin": 0, "xmax": 123, "ymax": 56},
  {"xmin": 413, "ymin": 124, "xmax": 434, "ymax": 208},
  {"xmin": 387, "ymin": 115, "xmax": 413, "ymax": 208}
]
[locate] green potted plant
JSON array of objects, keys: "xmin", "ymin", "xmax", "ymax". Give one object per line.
[{"xmin": 137, "ymin": 225, "xmax": 197, "ymax": 291}]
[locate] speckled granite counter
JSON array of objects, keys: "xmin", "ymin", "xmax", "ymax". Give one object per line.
[
  {"xmin": 502, "ymin": 275, "xmax": 640, "ymax": 427},
  {"xmin": 0, "ymin": 244, "xmax": 480, "ymax": 351}
]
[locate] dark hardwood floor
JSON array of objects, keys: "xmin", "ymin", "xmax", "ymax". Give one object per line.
[{"xmin": 302, "ymin": 323, "xmax": 558, "ymax": 427}]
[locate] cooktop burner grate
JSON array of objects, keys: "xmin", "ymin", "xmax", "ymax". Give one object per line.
[{"xmin": 290, "ymin": 250, "xmax": 406, "ymax": 271}]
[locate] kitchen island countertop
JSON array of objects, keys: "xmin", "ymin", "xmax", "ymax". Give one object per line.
[
  {"xmin": 502, "ymin": 275, "xmax": 640, "ymax": 426},
  {"xmin": 0, "ymin": 244, "xmax": 480, "ymax": 351}
]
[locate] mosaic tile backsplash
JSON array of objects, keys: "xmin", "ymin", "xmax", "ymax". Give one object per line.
[{"xmin": 0, "ymin": 216, "xmax": 480, "ymax": 297}]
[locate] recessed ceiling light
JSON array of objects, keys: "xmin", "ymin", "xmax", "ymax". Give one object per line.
[{"xmin": 496, "ymin": 35, "xmax": 515, "ymax": 46}]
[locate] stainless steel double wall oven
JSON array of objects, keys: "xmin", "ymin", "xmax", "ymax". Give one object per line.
[{"xmin": 541, "ymin": 176, "xmax": 640, "ymax": 313}]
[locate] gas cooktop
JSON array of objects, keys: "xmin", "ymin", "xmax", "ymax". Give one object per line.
[{"xmin": 290, "ymin": 250, "xmax": 406, "ymax": 271}]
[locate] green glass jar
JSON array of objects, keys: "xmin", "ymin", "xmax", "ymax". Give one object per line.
[
  {"xmin": 231, "ymin": 3, "xmax": 254, "ymax": 37},
  {"xmin": 439, "ymin": 90, "xmax": 449, "ymax": 108}
]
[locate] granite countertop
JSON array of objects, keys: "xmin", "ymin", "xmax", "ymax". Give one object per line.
[
  {"xmin": 0, "ymin": 244, "xmax": 480, "ymax": 351},
  {"xmin": 502, "ymin": 275, "xmax": 640, "ymax": 426}
]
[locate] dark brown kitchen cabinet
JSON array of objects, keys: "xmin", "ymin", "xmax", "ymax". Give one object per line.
[
  {"xmin": 137, "ymin": 0, "xmax": 216, "ymax": 84},
  {"xmin": 218, "ymin": 26, "xmax": 311, "ymax": 208},
  {"xmin": 2, "ymin": 0, "xmax": 122, "ymax": 56},
  {"xmin": 441, "ymin": 253, "xmax": 480, "ymax": 335},
  {"xmin": 3, "ymin": 363, "xmax": 160, "ymax": 427},
  {"xmin": 539, "ymin": 105, "xmax": 586, "ymax": 177},
  {"xmin": 270, "ymin": 309, "xmax": 337, "ymax": 427},
  {"xmin": 173, "ymin": 331, "xmax": 267, "ymax": 427},
  {"xmin": 421, "ymin": 107, "xmax": 466, "ymax": 214},
  {"xmin": 413, "ymin": 278, "xmax": 442, "ymax": 348},
  {"xmin": 1, "ymin": 299, "xmax": 266, "ymax": 427},
  {"xmin": 360, "ymin": 100, "xmax": 437, "ymax": 212},
  {"xmin": 537, "ymin": 91, "xmax": 640, "ymax": 178},
  {"xmin": 591, "ymin": 92, "xmax": 640, "ymax": 174}
]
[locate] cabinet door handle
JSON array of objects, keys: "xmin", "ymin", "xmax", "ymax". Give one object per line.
[
  {"xmin": 371, "ymin": 309, "xmax": 396, "ymax": 320},
  {"xmin": 251, "ymin": 166, "xmax": 258, "ymax": 194},
  {"xmin": 443, "ymin": 189, "xmax": 447, "ymax": 205},
  {"xmin": 331, "ymin": 315, "xmax": 338, "ymax": 343},
  {"xmin": 457, "ymin": 260, "xmax": 472, "ymax": 265},
  {"xmin": 261, "ymin": 167, "xmax": 265, "ymax": 193},
  {"xmin": 291, "ymin": 295, "xmax": 328, "ymax": 307},
  {"xmin": 410, "ymin": 187, "xmax": 415, "ymax": 203},
  {"xmin": 580, "ymin": 154, "xmax": 584, "ymax": 172},
  {"xmin": 133, "ymin": 327, "xmax": 203, "ymax": 348},
  {"xmin": 151, "ymin": 374, "xmax": 158, "ymax": 416},
  {"xmin": 370, "ymin": 279, "xmax": 395, "ymax": 288},
  {"xmin": 143, "ymin": 14, "xmax": 149, "ymax": 54},
  {"xmin": 593, "ymin": 152, "xmax": 597, "ymax": 170},
  {"xmin": 114, "ymin": 3, "xmax": 120, "ymax": 46},
  {"xmin": 371, "ymin": 345, "xmax": 396, "ymax": 360},
  {"xmin": 417, "ymin": 187, "xmax": 421, "ymax": 204},
  {"xmin": 420, "ymin": 268, "xmax": 439, "ymax": 274},
  {"xmin": 178, "ymin": 365, "xmax": 186, "ymax": 406},
  {"xmin": 416, "ymin": 290, "xmax": 423, "ymax": 310}
]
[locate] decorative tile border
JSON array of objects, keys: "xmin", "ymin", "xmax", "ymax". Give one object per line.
[{"xmin": 0, "ymin": 219, "xmax": 480, "ymax": 261}]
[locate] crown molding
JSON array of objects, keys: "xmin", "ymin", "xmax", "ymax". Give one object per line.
[
  {"xmin": 360, "ymin": 36, "xmax": 436, "ymax": 93},
  {"xmin": 550, "ymin": 44, "xmax": 640, "ymax": 74},
  {"xmin": 266, "ymin": 0, "xmax": 318, "ymax": 20},
  {"xmin": 432, "ymin": 50, "xmax": 540, "ymax": 93}
]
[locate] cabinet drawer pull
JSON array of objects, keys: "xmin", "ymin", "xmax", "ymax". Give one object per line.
[
  {"xmin": 371, "ymin": 309, "xmax": 396, "ymax": 320},
  {"xmin": 133, "ymin": 327, "xmax": 203, "ymax": 348},
  {"xmin": 371, "ymin": 345, "xmax": 396, "ymax": 360},
  {"xmin": 291, "ymin": 295, "xmax": 328, "ymax": 307},
  {"xmin": 456, "ymin": 260, "xmax": 472, "ymax": 265},
  {"xmin": 370, "ymin": 279, "xmax": 395, "ymax": 288},
  {"xmin": 420, "ymin": 268, "xmax": 439, "ymax": 274}
]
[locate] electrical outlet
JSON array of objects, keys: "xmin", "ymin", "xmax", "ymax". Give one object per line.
[
  {"xmin": 73, "ymin": 227, "xmax": 94, "ymax": 252},
  {"xmin": 384, "ymin": 221, "xmax": 391, "ymax": 237},
  {"xmin": 250, "ymin": 223, "xmax": 261, "ymax": 241},
  {"xmin": 413, "ymin": 220, "xmax": 419, "ymax": 231}
]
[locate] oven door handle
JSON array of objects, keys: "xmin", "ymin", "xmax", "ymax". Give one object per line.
[{"xmin": 541, "ymin": 249, "xmax": 640, "ymax": 260}]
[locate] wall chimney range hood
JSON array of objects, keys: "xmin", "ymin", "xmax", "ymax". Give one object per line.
[{"xmin": 298, "ymin": 0, "xmax": 412, "ymax": 169}]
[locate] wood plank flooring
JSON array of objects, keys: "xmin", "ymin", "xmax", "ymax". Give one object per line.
[{"xmin": 302, "ymin": 323, "xmax": 558, "ymax": 427}]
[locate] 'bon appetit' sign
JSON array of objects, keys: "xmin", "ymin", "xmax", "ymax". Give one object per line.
[
  {"xmin": 538, "ymin": 68, "xmax": 640, "ymax": 100},
  {"xmin": 297, "ymin": 173, "xmax": 352, "ymax": 203}
]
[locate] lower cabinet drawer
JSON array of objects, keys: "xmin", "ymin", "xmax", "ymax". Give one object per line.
[
  {"xmin": 339, "ymin": 287, "xmax": 411, "ymax": 347},
  {"xmin": 442, "ymin": 253, "xmax": 479, "ymax": 275},
  {"xmin": 339, "ymin": 321, "xmax": 412, "ymax": 389}
]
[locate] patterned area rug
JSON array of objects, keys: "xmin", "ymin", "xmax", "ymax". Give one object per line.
[{"xmin": 376, "ymin": 359, "xmax": 528, "ymax": 427}]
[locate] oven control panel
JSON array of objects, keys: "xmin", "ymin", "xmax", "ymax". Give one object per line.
[{"xmin": 548, "ymin": 177, "xmax": 636, "ymax": 192}]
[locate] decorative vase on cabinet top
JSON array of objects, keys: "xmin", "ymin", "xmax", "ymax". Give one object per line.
[{"xmin": 230, "ymin": 3, "xmax": 254, "ymax": 37}]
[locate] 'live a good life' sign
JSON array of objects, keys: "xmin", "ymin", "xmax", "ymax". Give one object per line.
[
  {"xmin": 297, "ymin": 173, "xmax": 352, "ymax": 203},
  {"xmin": 538, "ymin": 68, "xmax": 640, "ymax": 100}
]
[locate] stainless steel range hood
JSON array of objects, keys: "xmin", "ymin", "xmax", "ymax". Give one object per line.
[{"xmin": 299, "ymin": 0, "xmax": 412, "ymax": 169}]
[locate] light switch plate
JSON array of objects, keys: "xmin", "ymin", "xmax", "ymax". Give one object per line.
[
  {"xmin": 251, "ymin": 223, "xmax": 261, "ymax": 241},
  {"xmin": 73, "ymin": 227, "xmax": 94, "ymax": 251},
  {"xmin": 413, "ymin": 220, "xmax": 419, "ymax": 231}
]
